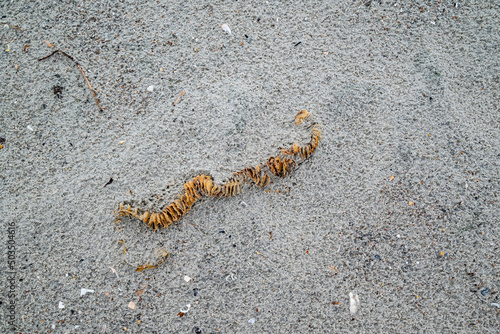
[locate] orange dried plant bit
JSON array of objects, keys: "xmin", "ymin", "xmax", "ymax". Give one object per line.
[
  {"xmin": 203, "ymin": 177, "xmax": 214, "ymax": 194},
  {"xmin": 145, "ymin": 213, "xmax": 156, "ymax": 229},
  {"xmin": 154, "ymin": 213, "xmax": 164, "ymax": 229},
  {"xmin": 173, "ymin": 199, "xmax": 186, "ymax": 212},
  {"xmin": 135, "ymin": 263, "xmax": 158, "ymax": 272},
  {"xmin": 295, "ymin": 109, "xmax": 310, "ymax": 125},
  {"xmin": 312, "ymin": 126, "xmax": 322, "ymax": 139},
  {"xmin": 168, "ymin": 204, "xmax": 182, "ymax": 219},
  {"xmin": 160, "ymin": 211, "xmax": 174, "ymax": 227},
  {"xmin": 261, "ymin": 174, "xmax": 270, "ymax": 187},
  {"xmin": 118, "ymin": 240, "xmax": 128, "ymax": 254}
]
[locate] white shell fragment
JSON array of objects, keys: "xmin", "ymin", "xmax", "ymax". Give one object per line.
[
  {"xmin": 180, "ymin": 304, "xmax": 191, "ymax": 313},
  {"xmin": 58, "ymin": 301, "xmax": 65, "ymax": 309},
  {"xmin": 109, "ymin": 267, "xmax": 119, "ymax": 278},
  {"xmin": 248, "ymin": 318, "xmax": 255, "ymax": 324},
  {"xmin": 80, "ymin": 288, "xmax": 94, "ymax": 296},
  {"xmin": 184, "ymin": 276, "xmax": 191, "ymax": 282},
  {"xmin": 349, "ymin": 292, "xmax": 360, "ymax": 315},
  {"xmin": 221, "ymin": 24, "xmax": 231, "ymax": 34},
  {"xmin": 147, "ymin": 85, "xmax": 154, "ymax": 92},
  {"xmin": 27, "ymin": 125, "xmax": 34, "ymax": 131}
]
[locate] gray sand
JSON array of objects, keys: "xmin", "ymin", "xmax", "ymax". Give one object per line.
[{"xmin": 1, "ymin": 0, "xmax": 499, "ymax": 332}]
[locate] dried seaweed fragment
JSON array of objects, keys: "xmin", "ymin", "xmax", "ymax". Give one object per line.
[{"xmin": 116, "ymin": 111, "xmax": 322, "ymax": 230}]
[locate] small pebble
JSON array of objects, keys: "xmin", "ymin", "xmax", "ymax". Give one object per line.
[
  {"xmin": 58, "ymin": 301, "xmax": 65, "ymax": 309},
  {"xmin": 27, "ymin": 125, "xmax": 34, "ymax": 131},
  {"xmin": 481, "ymin": 288, "xmax": 490, "ymax": 296},
  {"xmin": 129, "ymin": 301, "xmax": 136, "ymax": 310},
  {"xmin": 374, "ymin": 255, "xmax": 381, "ymax": 260},
  {"xmin": 184, "ymin": 276, "xmax": 191, "ymax": 282},
  {"xmin": 147, "ymin": 85, "xmax": 154, "ymax": 92},
  {"xmin": 248, "ymin": 318, "xmax": 255, "ymax": 324}
]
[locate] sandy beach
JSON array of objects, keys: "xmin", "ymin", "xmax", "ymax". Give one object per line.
[{"xmin": 1, "ymin": 1, "xmax": 498, "ymax": 332}]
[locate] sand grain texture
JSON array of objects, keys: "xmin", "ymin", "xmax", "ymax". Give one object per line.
[{"xmin": 1, "ymin": 1, "xmax": 499, "ymax": 332}]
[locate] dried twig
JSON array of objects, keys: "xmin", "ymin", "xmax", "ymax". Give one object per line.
[
  {"xmin": 173, "ymin": 90, "xmax": 185, "ymax": 105},
  {"xmin": 1, "ymin": 23, "xmax": 22, "ymax": 31},
  {"xmin": 38, "ymin": 50, "xmax": 103, "ymax": 111}
]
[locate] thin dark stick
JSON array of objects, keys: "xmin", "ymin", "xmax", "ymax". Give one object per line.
[{"xmin": 38, "ymin": 50, "xmax": 103, "ymax": 111}]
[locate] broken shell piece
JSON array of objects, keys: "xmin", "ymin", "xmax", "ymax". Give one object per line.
[
  {"xmin": 129, "ymin": 301, "xmax": 136, "ymax": 310},
  {"xmin": 184, "ymin": 276, "xmax": 191, "ymax": 282},
  {"xmin": 349, "ymin": 292, "xmax": 360, "ymax": 314},
  {"xmin": 147, "ymin": 85, "xmax": 154, "ymax": 92},
  {"xmin": 58, "ymin": 301, "xmax": 65, "ymax": 309},
  {"xmin": 108, "ymin": 267, "xmax": 119, "ymax": 278},
  {"xmin": 221, "ymin": 24, "xmax": 231, "ymax": 34},
  {"xmin": 80, "ymin": 288, "xmax": 94, "ymax": 296},
  {"xmin": 180, "ymin": 304, "xmax": 191, "ymax": 313}
]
